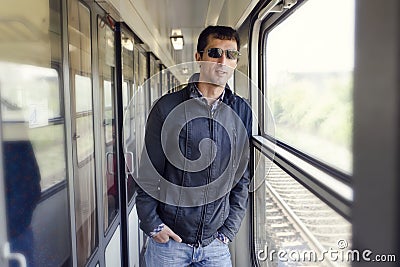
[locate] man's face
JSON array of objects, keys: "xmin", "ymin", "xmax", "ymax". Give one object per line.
[{"xmin": 196, "ymin": 37, "xmax": 238, "ymax": 87}]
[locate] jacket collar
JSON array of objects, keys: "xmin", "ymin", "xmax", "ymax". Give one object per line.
[{"xmin": 186, "ymin": 73, "xmax": 236, "ymax": 105}]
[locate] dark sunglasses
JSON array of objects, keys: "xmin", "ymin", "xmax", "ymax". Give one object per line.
[{"xmin": 200, "ymin": 48, "xmax": 241, "ymax": 60}]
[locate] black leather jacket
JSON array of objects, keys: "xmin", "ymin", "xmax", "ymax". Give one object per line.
[{"xmin": 136, "ymin": 78, "xmax": 252, "ymax": 246}]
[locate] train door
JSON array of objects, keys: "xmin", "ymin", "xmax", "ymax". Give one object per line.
[
  {"xmin": 67, "ymin": 0, "xmax": 98, "ymax": 265},
  {"xmin": 136, "ymin": 45, "xmax": 149, "ymax": 256},
  {"xmin": 120, "ymin": 25, "xmax": 141, "ymax": 267},
  {"xmin": 67, "ymin": 0, "xmax": 123, "ymax": 266},
  {"xmin": 0, "ymin": 0, "xmax": 71, "ymax": 266},
  {"xmin": 96, "ymin": 9, "xmax": 123, "ymax": 267}
]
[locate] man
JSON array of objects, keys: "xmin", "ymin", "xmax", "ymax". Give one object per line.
[{"xmin": 136, "ymin": 25, "xmax": 252, "ymax": 266}]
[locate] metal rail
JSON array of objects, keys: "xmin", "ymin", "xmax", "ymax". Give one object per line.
[{"xmin": 260, "ymin": 163, "xmax": 351, "ymax": 266}]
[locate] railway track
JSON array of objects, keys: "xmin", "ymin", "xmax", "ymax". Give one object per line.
[{"xmin": 258, "ymin": 162, "xmax": 351, "ymax": 267}]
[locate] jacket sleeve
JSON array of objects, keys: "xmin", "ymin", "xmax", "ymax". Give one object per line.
[
  {"xmin": 218, "ymin": 165, "xmax": 250, "ymax": 241},
  {"xmin": 135, "ymin": 103, "xmax": 165, "ymax": 235},
  {"xmin": 218, "ymin": 104, "xmax": 252, "ymax": 241}
]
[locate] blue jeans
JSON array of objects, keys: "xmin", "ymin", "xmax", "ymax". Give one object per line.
[{"xmin": 145, "ymin": 238, "xmax": 232, "ymax": 267}]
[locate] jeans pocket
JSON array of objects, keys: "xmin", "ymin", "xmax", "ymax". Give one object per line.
[
  {"xmin": 214, "ymin": 237, "xmax": 228, "ymax": 246},
  {"xmin": 151, "ymin": 238, "xmax": 171, "ymax": 246}
]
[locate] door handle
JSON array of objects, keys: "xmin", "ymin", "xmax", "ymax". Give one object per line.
[
  {"xmin": 106, "ymin": 152, "xmax": 115, "ymax": 175},
  {"xmin": 2, "ymin": 242, "xmax": 27, "ymax": 267},
  {"xmin": 125, "ymin": 152, "xmax": 134, "ymax": 175},
  {"xmin": 72, "ymin": 133, "xmax": 81, "ymax": 140}
]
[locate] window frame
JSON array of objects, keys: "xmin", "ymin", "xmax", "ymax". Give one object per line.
[{"xmin": 250, "ymin": 0, "xmax": 353, "ymax": 234}]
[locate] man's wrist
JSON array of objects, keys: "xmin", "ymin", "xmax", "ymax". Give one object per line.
[
  {"xmin": 217, "ymin": 232, "xmax": 230, "ymax": 244},
  {"xmin": 149, "ymin": 223, "xmax": 165, "ymax": 237}
]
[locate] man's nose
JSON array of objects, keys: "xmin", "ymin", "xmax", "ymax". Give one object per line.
[{"xmin": 217, "ymin": 52, "xmax": 227, "ymax": 64}]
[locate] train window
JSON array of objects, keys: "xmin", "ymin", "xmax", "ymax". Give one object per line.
[
  {"xmin": 122, "ymin": 81, "xmax": 130, "ymax": 137},
  {"xmin": 253, "ymin": 150, "xmax": 352, "ymax": 267},
  {"xmin": 264, "ymin": 0, "xmax": 355, "ymax": 174},
  {"xmin": 0, "ymin": 64, "xmax": 66, "ymax": 191},
  {"xmin": 134, "ymin": 46, "xmax": 140, "ymax": 92},
  {"xmin": 103, "ymin": 80, "xmax": 113, "ymax": 143},
  {"xmin": 98, "ymin": 16, "xmax": 118, "ymax": 231},
  {"xmin": 160, "ymin": 66, "xmax": 167, "ymax": 95},
  {"xmin": 234, "ymin": 26, "xmax": 250, "ymax": 100},
  {"xmin": 136, "ymin": 51, "xmax": 148, "ymax": 151},
  {"xmin": 149, "ymin": 54, "xmax": 158, "ymax": 105},
  {"xmin": 68, "ymin": 0, "xmax": 98, "ymax": 265},
  {"xmin": 138, "ymin": 52, "xmax": 147, "ymax": 87},
  {"xmin": 74, "ymin": 75, "xmax": 95, "ymax": 162},
  {"xmin": 138, "ymin": 51, "xmax": 149, "ymax": 114},
  {"xmin": 0, "ymin": 1, "xmax": 67, "ymax": 192},
  {"xmin": 121, "ymin": 31, "xmax": 139, "ymax": 203},
  {"xmin": 254, "ymin": 0, "xmax": 355, "ymax": 265},
  {"xmin": 165, "ymin": 70, "xmax": 171, "ymax": 93},
  {"xmin": 122, "ymin": 33, "xmax": 134, "ymax": 142}
]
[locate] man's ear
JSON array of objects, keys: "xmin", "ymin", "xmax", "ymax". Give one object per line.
[{"xmin": 195, "ymin": 52, "xmax": 202, "ymax": 62}]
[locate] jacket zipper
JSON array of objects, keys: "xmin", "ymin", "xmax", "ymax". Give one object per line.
[{"xmin": 194, "ymin": 104, "xmax": 214, "ymax": 244}]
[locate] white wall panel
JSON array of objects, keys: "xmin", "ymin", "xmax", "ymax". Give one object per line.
[
  {"xmin": 105, "ymin": 226, "xmax": 121, "ymax": 267},
  {"xmin": 129, "ymin": 206, "xmax": 140, "ymax": 267}
]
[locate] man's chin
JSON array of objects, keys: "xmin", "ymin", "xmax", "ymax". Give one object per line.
[
  {"xmin": 209, "ymin": 79, "xmax": 228, "ymax": 87},
  {"xmin": 209, "ymin": 74, "xmax": 230, "ymax": 87}
]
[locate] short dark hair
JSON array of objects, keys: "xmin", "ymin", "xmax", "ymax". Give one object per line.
[{"xmin": 197, "ymin": 25, "xmax": 240, "ymax": 56}]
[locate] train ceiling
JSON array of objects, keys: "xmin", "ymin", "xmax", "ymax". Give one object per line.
[{"xmin": 100, "ymin": 0, "xmax": 259, "ymax": 72}]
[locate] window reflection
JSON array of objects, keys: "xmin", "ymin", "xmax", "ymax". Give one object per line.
[
  {"xmin": 0, "ymin": 63, "xmax": 66, "ymax": 190},
  {"xmin": 0, "ymin": 0, "xmax": 70, "ymax": 265},
  {"xmin": 4, "ymin": 137, "xmax": 41, "ymax": 267}
]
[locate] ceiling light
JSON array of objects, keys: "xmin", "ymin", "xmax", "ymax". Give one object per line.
[
  {"xmin": 170, "ymin": 29, "xmax": 184, "ymax": 50},
  {"xmin": 122, "ymin": 37, "xmax": 134, "ymax": 51}
]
